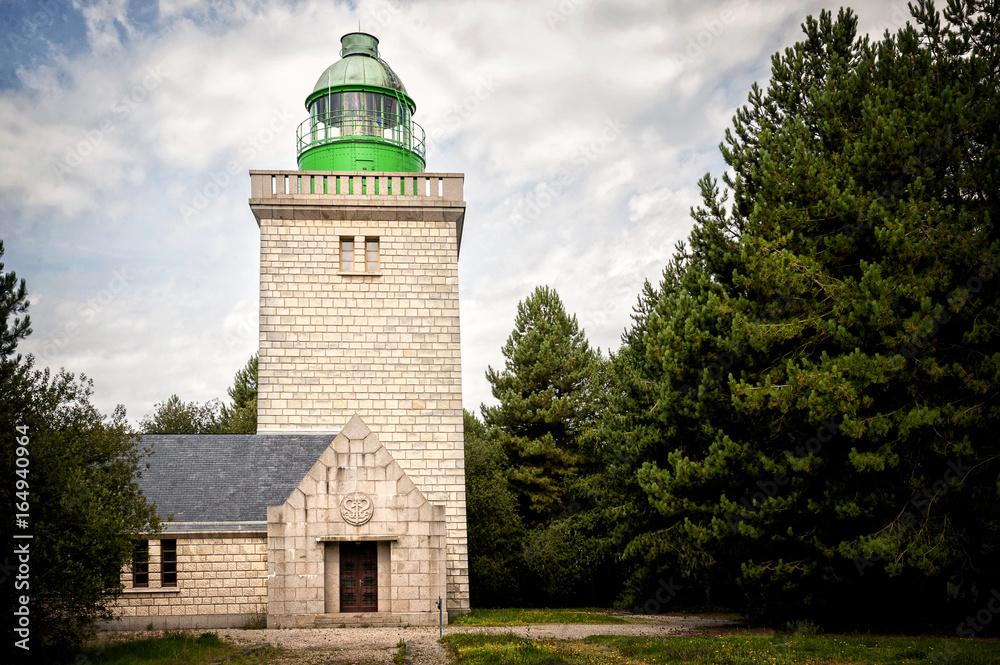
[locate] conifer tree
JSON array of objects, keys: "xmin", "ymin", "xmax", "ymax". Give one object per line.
[
  {"xmin": 482, "ymin": 285, "xmax": 601, "ymax": 522},
  {"xmin": 463, "ymin": 410, "xmax": 525, "ymax": 606},
  {"xmin": 0, "ymin": 241, "xmax": 30, "ymax": 358},
  {"xmin": 0, "ymin": 243, "xmax": 160, "ymax": 653},
  {"xmin": 220, "ymin": 354, "xmax": 257, "ymax": 434},
  {"xmin": 608, "ymin": 2, "xmax": 1000, "ymax": 626}
]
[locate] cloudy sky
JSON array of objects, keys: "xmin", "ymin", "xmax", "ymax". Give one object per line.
[{"xmin": 1, "ymin": 0, "xmax": 914, "ymax": 422}]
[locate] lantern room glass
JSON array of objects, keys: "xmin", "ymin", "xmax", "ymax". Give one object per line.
[{"xmin": 309, "ymin": 91, "xmax": 409, "ymax": 139}]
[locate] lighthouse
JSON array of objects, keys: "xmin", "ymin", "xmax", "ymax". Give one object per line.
[
  {"xmin": 297, "ymin": 32, "xmax": 425, "ymax": 173},
  {"xmin": 250, "ymin": 32, "xmax": 470, "ymax": 624},
  {"xmin": 110, "ymin": 32, "xmax": 468, "ymax": 630}
]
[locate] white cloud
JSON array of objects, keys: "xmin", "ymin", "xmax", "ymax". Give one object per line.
[
  {"xmin": 2, "ymin": 0, "xmax": 909, "ymax": 420},
  {"xmin": 73, "ymin": 0, "xmax": 136, "ymax": 52}
]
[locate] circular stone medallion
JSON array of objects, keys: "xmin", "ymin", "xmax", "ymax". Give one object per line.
[{"xmin": 340, "ymin": 491, "xmax": 374, "ymax": 526}]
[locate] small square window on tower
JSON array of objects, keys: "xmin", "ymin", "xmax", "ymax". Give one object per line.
[
  {"xmin": 365, "ymin": 238, "xmax": 379, "ymax": 272},
  {"xmin": 340, "ymin": 237, "xmax": 354, "ymax": 272}
]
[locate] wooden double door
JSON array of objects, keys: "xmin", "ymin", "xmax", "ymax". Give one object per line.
[{"xmin": 339, "ymin": 542, "xmax": 378, "ymax": 612}]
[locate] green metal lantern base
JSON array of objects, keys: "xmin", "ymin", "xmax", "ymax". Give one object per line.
[{"xmin": 298, "ymin": 141, "xmax": 424, "ymax": 172}]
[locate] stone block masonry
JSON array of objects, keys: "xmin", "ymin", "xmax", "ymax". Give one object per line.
[
  {"xmin": 109, "ymin": 533, "xmax": 267, "ymax": 630},
  {"xmin": 250, "ymin": 171, "xmax": 469, "ymax": 616},
  {"xmin": 267, "ymin": 416, "xmax": 447, "ymax": 627}
]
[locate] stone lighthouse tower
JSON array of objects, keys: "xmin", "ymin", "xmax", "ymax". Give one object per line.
[{"xmin": 250, "ymin": 32, "xmax": 469, "ymax": 623}]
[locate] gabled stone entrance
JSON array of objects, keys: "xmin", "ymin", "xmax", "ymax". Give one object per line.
[{"xmin": 266, "ymin": 415, "xmax": 447, "ymax": 627}]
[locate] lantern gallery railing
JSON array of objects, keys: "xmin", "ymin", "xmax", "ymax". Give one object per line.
[
  {"xmin": 249, "ymin": 170, "xmax": 464, "ymax": 202},
  {"xmin": 296, "ymin": 110, "xmax": 426, "ymax": 160}
]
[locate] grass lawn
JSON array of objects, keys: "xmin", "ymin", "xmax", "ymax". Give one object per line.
[
  {"xmin": 77, "ymin": 632, "xmax": 276, "ymax": 665},
  {"xmin": 450, "ymin": 608, "xmax": 631, "ymax": 625},
  {"xmin": 443, "ymin": 632, "xmax": 1000, "ymax": 664}
]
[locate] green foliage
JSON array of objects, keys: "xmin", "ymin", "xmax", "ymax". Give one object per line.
[
  {"xmin": 139, "ymin": 354, "xmax": 258, "ymax": 434},
  {"xmin": 586, "ymin": 634, "xmax": 999, "ymax": 665},
  {"xmin": 139, "ymin": 394, "xmax": 223, "ymax": 434},
  {"xmin": 219, "ymin": 354, "xmax": 257, "ymax": 434},
  {"xmin": 464, "ymin": 410, "xmax": 525, "ymax": 607},
  {"xmin": 0, "ymin": 240, "xmax": 30, "ymax": 358},
  {"xmin": 79, "ymin": 631, "xmax": 238, "ymax": 665},
  {"xmin": 522, "ymin": 509, "xmax": 620, "ymax": 607},
  {"xmin": 0, "ymin": 250, "xmax": 161, "ymax": 653},
  {"xmin": 592, "ymin": 237, "xmax": 740, "ymax": 611},
  {"xmin": 598, "ymin": 1, "xmax": 1000, "ymax": 627},
  {"xmin": 445, "ymin": 633, "xmax": 999, "ymax": 665},
  {"xmin": 443, "ymin": 633, "xmax": 574, "ymax": 665},
  {"xmin": 483, "ymin": 285, "xmax": 601, "ymax": 522},
  {"xmin": 443, "ymin": 632, "xmax": 1000, "ymax": 665},
  {"xmin": 450, "ymin": 608, "xmax": 628, "ymax": 626},
  {"xmin": 240, "ymin": 608, "xmax": 267, "ymax": 629},
  {"xmin": 476, "ymin": 286, "xmax": 616, "ymax": 606},
  {"xmin": 227, "ymin": 353, "xmax": 257, "ymax": 409}
]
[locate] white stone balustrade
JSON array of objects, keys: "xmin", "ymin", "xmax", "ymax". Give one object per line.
[{"xmin": 250, "ymin": 171, "xmax": 464, "ymax": 202}]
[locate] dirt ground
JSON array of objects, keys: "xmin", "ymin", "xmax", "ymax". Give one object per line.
[{"xmin": 208, "ymin": 614, "xmax": 747, "ymax": 664}]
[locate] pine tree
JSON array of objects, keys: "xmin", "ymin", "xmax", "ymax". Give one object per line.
[
  {"xmin": 0, "ymin": 245, "xmax": 160, "ymax": 653},
  {"xmin": 482, "ymin": 286, "xmax": 601, "ymax": 521},
  {"xmin": 0, "ymin": 241, "xmax": 30, "ymax": 358},
  {"xmin": 219, "ymin": 354, "xmax": 257, "ymax": 434},
  {"xmin": 463, "ymin": 410, "xmax": 525, "ymax": 606},
  {"xmin": 594, "ymin": 216, "xmax": 744, "ymax": 610},
  {"xmin": 612, "ymin": 2, "xmax": 1000, "ymax": 627}
]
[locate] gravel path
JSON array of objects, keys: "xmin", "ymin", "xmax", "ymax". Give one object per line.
[{"xmin": 214, "ymin": 615, "xmax": 743, "ymax": 664}]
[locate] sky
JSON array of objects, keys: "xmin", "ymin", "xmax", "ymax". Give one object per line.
[{"xmin": 0, "ymin": 0, "xmax": 916, "ymax": 423}]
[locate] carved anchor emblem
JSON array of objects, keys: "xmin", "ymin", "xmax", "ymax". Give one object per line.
[{"xmin": 341, "ymin": 492, "xmax": 374, "ymax": 526}]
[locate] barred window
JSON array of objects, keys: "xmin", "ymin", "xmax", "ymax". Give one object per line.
[
  {"xmin": 132, "ymin": 541, "xmax": 149, "ymax": 588},
  {"xmin": 161, "ymin": 539, "xmax": 177, "ymax": 587}
]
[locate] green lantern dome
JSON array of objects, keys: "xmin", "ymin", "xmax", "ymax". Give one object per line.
[{"xmin": 296, "ymin": 32, "xmax": 426, "ymax": 172}]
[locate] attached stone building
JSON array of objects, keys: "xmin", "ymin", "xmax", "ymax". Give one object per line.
[{"xmin": 110, "ymin": 32, "xmax": 469, "ymax": 629}]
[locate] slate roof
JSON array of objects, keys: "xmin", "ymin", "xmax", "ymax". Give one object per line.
[{"xmin": 137, "ymin": 434, "xmax": 335, "ymax": 526}]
